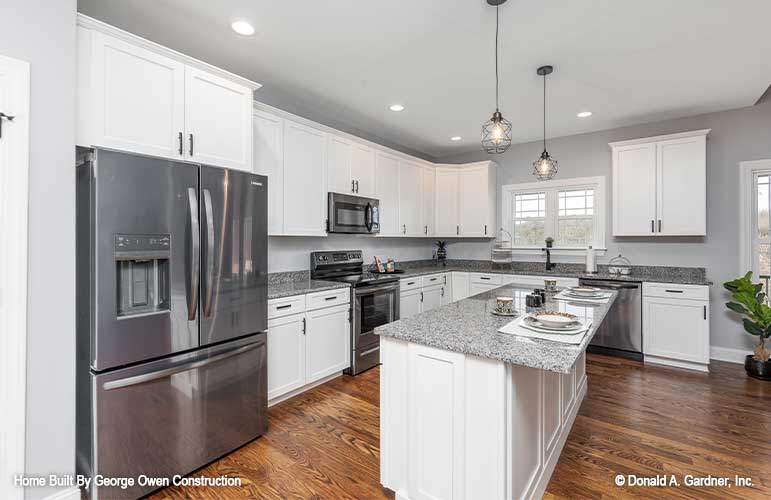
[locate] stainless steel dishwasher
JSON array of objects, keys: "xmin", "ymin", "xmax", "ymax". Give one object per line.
[{"xmin": 579, "ymin": 278, "xmax": 643, "ymax": 361}]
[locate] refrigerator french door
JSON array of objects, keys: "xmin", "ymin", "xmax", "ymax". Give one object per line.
[{"xmin": 76, "ymin": 149, "xmax": 268, "ymax": 500}]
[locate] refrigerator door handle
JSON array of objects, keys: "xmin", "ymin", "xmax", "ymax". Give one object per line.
[
  {"xmin": 102, "ymin": 341, "xmax": 263, "ymax": 391},
  {"xmin": 203, "ymin": 188, "xmax": 215, "ymax": 318},
  {"xmin": 187, "ymin": 187, "xmax": 200, "ymax": 320}
]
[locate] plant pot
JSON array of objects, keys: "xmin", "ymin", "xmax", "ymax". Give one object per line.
[{"xmin": 745, "ymin": 355, "xmax": 771, "ymax": 380}]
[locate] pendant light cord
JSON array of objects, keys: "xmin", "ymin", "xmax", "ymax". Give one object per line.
[
  {"xmin": 495, "ymin": 5, "xmax": 499, "ymax": 111},
  {"xmin": 543, "ymin": 72, "xmax": 546, "ymax": 151}
]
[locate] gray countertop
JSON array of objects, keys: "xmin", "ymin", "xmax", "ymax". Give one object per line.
[
  {"xmin": 375, "ymin": 283, "xmax": 617, "ymax": 374},
  {"xmin": 268, "ymin": 279, "xmax": 349, "ymax": 300},
  {"xmin": 387, "ymin": 262, "xmax": 711, "ymax": 286}
]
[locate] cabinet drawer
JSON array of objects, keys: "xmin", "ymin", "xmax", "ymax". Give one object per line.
[
  {"xmin": 643, "ymin": 283, "xmax": 709, "ymax": 301},
  {"xmin": 306, "ymin": 288, "xmax": 350, "ymax": 311},
  {"xmin": 400, "ymin": 277, "xmax": 422, "ymax": 291},
  {"xmin": 268, "ymin": 294, "xmax": 306, "ymax": 320},
  {"xmin": 421, "ymin": 273, "xmax": 446, "ymax": 287},
  {"xmin": 469, "ymin": 273, "xmax": 502, "ymax": 285}
]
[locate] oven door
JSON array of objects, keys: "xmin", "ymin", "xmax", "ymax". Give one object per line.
[
  {"xmin": 353, "ymin": 282, "xmax": 399, "ymax": 350},
  {"xmin": 328, "ymin": 192, "xmax": 380, "ymax": 234}
]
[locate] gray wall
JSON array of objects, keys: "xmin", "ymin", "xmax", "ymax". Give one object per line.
[
  {"xmin": 440, "ymin": 101, "xmax": 771, "ymax": 354},
  {"xmin": 0, "ymin": 1, "xmax": 77, "ymax": 499}
]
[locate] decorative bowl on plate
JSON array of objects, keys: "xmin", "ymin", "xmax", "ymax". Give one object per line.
[
  {"xmin": 522, "ymin": 316, "xmax": 584, "ymax": 333},
  {"xmin": 568, "ymin": 286, "xmax": 603, "ymax": 296},
  {"xmin": 531, "ymin": 311, "xmax": 579, "ymax": 328}
]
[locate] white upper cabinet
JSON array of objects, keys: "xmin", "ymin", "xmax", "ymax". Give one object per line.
[
  {"xmin": 435, "ymin": 167, "xmax": 460, "ymax": 237},
  {"xmin": 252, "ymin": 110, "xmax": 284, "ymax": 235},
  {"xmin": 376, "ymin": 152, "xmax": 401, "ymax": 236},
  {"xmin": 421, "ymin": 167, "xmax": 436, "ymax": 237},
  {"xmin": 77, "ymin": 17, "xmax": 258, "ymax": 170},
  {"xmin": 184, "ymin": 67, "xmax": 253, "ymax": 170},
  {"xmin": 79, "ymin": 29, "xmax": 185, "ymax": 159},
  {"xmin": 351, "ymin": 144, "xmax": 377, "ymax": 197},
  {"xmin": 611, "ymin": 130, "xmax": 709, "ymax": 236},
  {"xmin": 283, "ymin": 120, "xmax": 327, "ymax": 236},
  {"xmin": 399, "ymin": 160, "xmax": 423, "ymax": 236},
  {"xmin": 327, "ymin": 134, "xmax": 354, "ymax": 194}
]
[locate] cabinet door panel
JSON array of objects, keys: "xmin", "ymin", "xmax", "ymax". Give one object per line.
[
  {"xmin": 451, "ymin": 272, "xmax": 470, "ymax": 302},
  {"xmin": 399, "ymin": 161, "xmax": 423, "ymax": 236},
  {"xmin": 657, "ymin": 137, "xmax": 706, "ymax": 235},
  {"xmin": 435, "ymin": 169, "xmax": 459, "ymax": 237},
  {"xmin": 422, "ymin": 285, "xmax": 442, "ymax": 313},
  {"xmin": 283, "ymin": 120, "xmax": 327, "ymax": 236},
  {"xmin": 643, "ymin": 297, "xmax": 709, "ymax": 363},
  {"xmin": 352, "ymin": 144, "xmax": 376, "ymax": 197},
  {"xmin": 400, "ymin": 289, "xmax": 423, "ymax": 319},
  {"xmin": 376, "ymin": 152, "xmax": 401, "ymax": 236},
  {"xmin": 469, "ymin": 282, "xmax": 496, "ymax": 297},
  {"xmin": 458, "ymin": 166, "xmax": 487, "ymax": 236},
  {"xmin": 613, "ymin": 144, "xmax": 657, "ymax": 236},
  {"xmin": 253, "ymin": 111, "xmax": 284, "ymax": 235},
  {"xmin": 305, "ymin": 304, "xmax": 350, "ymax": 383},
  {"xmin": 267, "ymin": 314, "xmax": 305, "ymax": 400},
  {"xmin": 421, "ymin": 168, "xmax": 436, "ymax": 237},
  {"xmin": 327, "ymin": 135, "xmax": 353, "ymax": 194},
  {"xmin": 185, "ymin": 66, "xmax": 253, "ymax": 170},
  {"xmin": 90, "ymin": 30, "xmax": 185, "ymax": 159}
]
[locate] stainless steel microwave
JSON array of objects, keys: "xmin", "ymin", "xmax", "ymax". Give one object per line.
[{"xmin": 327, "ymin": 192, "xmax": 380, "ymax": 234}]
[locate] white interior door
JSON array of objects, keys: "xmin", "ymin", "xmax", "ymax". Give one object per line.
[
  {"xmin": 267, "ymin": 314, "xmax": 306, "ymax": 400},
  {"xmin": 252, "ymin": 110, "xmax": 284, "ymax": 235},
  {"xmin": 184, "ymin": 66, "xmax": 253, "ymax": 170},
  {"xmin": 421, "ymin": 167, "xmax": 435, "ymax": 237},
  {"xmin": 88, "ymin": 29, "xmax": 185, "ymax": 159},
  {"xmin": 376, "ymin": 152, "xmax": 400, "ymax": 236},
  {"xmin": 327, "ymin": 134, "xmax": 353, "ymax": 194},
  {"xmin": 399, "ymin": 161, "xmax": 423, "ymax": 236},
  {"xmin": 435, "ymin": 168, "xmax": 459, "ymax": 237},
  {"xmin": 0, "ymin": 53, "xmax": 29, "ymax": 500},
  {"xmin": 612, "ymin": 143, "xmax": 657, "ymax": 235},
  {"xmin": 283, "ymin": 120, "xmax": 327, "ymax": 236},
  {"xmin": 657, "ymin": 137, "xmax": 706, "ymax": 235},
  {"xmin": 458, "ymin": 165, "xmax": 488, "ymax": 236},
  {"xmin": 351, "ymin": 143, "xmax": 376, "ymax": 197}
]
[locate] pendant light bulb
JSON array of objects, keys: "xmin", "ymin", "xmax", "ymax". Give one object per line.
[{"xmin": 481, "ymin": 1, "xmax": 512, "ymax": 154}]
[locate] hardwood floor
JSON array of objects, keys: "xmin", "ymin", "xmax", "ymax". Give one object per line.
[{"xmin": 148, "ymin": 355, "xmax": 771, "ymax": 500}]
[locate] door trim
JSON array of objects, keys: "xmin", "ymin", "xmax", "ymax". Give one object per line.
[{"xmin": 0, "ymin": 53, "xmax": 30, "ymax": 500}]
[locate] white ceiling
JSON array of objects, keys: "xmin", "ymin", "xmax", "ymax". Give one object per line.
[{"xmin": 77, "ymin": 0, "xmax": 771, "ymax": 159}]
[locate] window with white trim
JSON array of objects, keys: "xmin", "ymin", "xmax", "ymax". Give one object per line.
[
  {"xmin": 753, "ymin": 172, "xmax": 771, "ymax": 280},
  {"xmin": 502, "ymin": 176, "xmax": 606, "ymax": 252}
]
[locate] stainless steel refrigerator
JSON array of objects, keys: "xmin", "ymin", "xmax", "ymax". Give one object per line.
[{"xmin": 76, "ymin": 149, "xmax": 268, "ymax": 500}]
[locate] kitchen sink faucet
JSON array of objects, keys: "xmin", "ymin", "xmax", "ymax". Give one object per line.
[{"xmin": 543, "ymin": 237, "xmax": 555, "ymax": 271}]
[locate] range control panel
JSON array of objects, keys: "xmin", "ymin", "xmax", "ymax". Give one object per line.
[{"xmin": 310, "ymin": 250, "xmax": 364, "ymax": 270}]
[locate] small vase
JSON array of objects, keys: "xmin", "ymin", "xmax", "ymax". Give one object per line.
[{"xmin": 745, "ymin": 355, "xmax": 771, "ymax": 380}]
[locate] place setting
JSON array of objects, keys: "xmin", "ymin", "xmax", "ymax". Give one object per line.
[
  {"xmin": 498, "ymin": 310, "xmax": 592, "ymax": 345},
  {"xmin": 553, "ymin": 285, "xmax": 613, "ymax": 304}
]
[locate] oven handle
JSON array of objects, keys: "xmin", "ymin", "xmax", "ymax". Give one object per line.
[
  {"xmin": 359, "ymin": 345, "xmax": 381, "ymax": 357},
  {"xmin": 355, "ymin": 283, "xmax": 399, "ymax": 296}
]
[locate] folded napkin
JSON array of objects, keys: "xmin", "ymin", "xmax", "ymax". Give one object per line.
[
  {"xmin": 553, "ymin": 290, "xmax": 611, "ymax": 304},
  {"xmin": 497, "ymin": 316, "xmax": 592, "ymax": 345}
]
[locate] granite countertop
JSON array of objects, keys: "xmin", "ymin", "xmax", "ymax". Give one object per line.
[
  {"xmin": 268, "ymin": 279, "xmax": 349, "ymax": 300},
  {"xmin": 383, "ymin": 260, "xmax": 712, "ymax": 286},
  {"xmin": 375, "ymin": 283, "xmax": 617, "ymax": 374}
]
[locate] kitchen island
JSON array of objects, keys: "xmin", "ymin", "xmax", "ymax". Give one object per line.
[{"xmin": 375, "ymin": 283, "xmax": 617, "ymax": 500}]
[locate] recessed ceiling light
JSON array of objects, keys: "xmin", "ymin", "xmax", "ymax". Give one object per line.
[
  {"xmin": 389, "ymin": 104, "xmax": 405, "ymax": 112},
  {"xmin": 450, "ymin": 136, "xmax": 462, "ymax": 142},
  {"xmin": 577, "ymin": 111, "xmax": 593, "ymax": 118},
  {"xmin": 231, "ymin": 20, "xmax": 255, "ymax": 36}
]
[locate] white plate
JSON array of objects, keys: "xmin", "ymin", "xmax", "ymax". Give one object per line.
[
  {"xmin": 569, "ymin": 286, "xmax": 603, "ymax": 296},
  {"xmin": 522, "ymin": 316, "xmax": 585, "ymax": 334},
  {"xmin": 532, "ymin": 311, "xmax": 578, "ymax": 327}
]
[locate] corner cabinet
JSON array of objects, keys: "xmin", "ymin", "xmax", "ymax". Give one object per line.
[
  {"xmin": 76, "ymin": 16, "xmax": 258, "ymax": 171},
  {"xmin": 435, "ymin": 162, "xmax": 497, "ymax": 238},
  {"xmin": 611, "ymin": 129, "xmax": 709, "ymax": 236}
]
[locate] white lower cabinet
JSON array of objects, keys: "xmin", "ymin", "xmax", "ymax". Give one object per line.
[
  {"xmin": 266, "ymin": 294, "xmax": 350, "ymax": 404},
  {"xmin": 643, "ymin": 283, "xmax": 710, "ymax": 372},
  {"xmin": 266, "ymin": 313, "xmax": 306, "ymax": 400},
  {"xmin": 400, "ymin": 288, "xmax": 423, "ymax": 320},
  {"xmin": 422, "ymin": 284, "xmax": 442, "ymax": 312},
  {"xmin": 400, "ymin": 274, "xmax": 451, "ymax": 318},
  {"xmin": 305, "ymin": 303, "xmax": 351, "ymax": 383},
  {"xmin": 451, "ymin": 272, "xmax": 470, "ymax": 302}
]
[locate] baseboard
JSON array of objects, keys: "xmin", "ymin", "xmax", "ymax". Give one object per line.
[
  {"xmin": 41, "ymin": 486, "xmax": 80, "ymax": 500},
  {"xmin": 268, "ymin": 371, "xmax": 343, "ymax": 407},
  {"xmin": 710, "ymin": 346, "xmax": 747, "ymax": 364}
]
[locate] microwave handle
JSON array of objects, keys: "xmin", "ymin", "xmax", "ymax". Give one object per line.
[{"xmin": 365, "ymin": 202, "xmax": 373, "ymax": 232}]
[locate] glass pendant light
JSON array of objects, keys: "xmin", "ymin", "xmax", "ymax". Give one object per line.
[
  {"xmin": 482, "ymin": 0, "xmax": 512, "ymax": 154},
  {"xmin": 533, "ymin": 65, "xmax": 558, "ymax": 180}
]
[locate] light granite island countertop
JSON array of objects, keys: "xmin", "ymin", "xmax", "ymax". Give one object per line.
[{"xmin": 377, "ymin": 282, "xmax": 617, "ymax": 500}]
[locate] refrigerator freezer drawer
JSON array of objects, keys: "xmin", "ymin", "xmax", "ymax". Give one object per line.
[{"xmin": 86, "ymin": 334, "xmax": 267, "ymax": 500}]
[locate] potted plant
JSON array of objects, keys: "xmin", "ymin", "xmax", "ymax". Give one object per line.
[{"xmin": 724, "ymin": 272, "xmax": 771, "ymax": 380}]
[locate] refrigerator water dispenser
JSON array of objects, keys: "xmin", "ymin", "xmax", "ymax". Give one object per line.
[{"xmin": 115, "ymin": 234, "xmax": 171, "ymax": 317}]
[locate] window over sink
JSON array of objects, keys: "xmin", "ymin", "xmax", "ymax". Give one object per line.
[{"xmin": 502, "ymin": 176, "xmax": 606, "ymax": 254}]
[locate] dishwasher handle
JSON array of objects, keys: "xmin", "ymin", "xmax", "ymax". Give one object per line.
[{"xmin": 580, "ymin": 280, "xmax": 640, "ymax": 290}]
